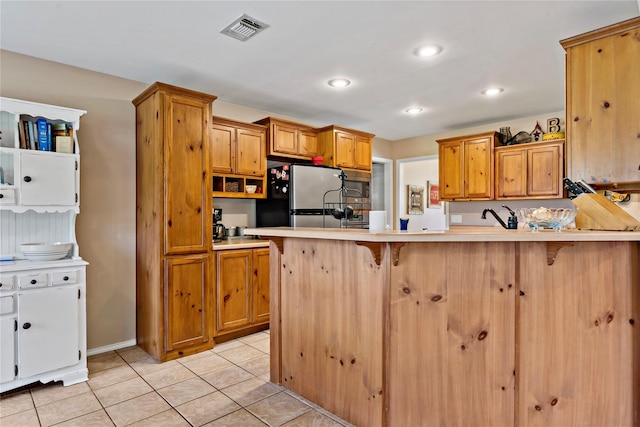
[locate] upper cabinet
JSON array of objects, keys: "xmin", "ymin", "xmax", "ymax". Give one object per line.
[
  {"xmin": 318, "ymin": 125, "xmax": 375, "ymax": 173},
  {"xmin": 211, "ymin": 117, "xmax": 267, "ymax": 199},
  {"xmin": 495, "ymin": 140, "xmax": 564, "ymax": 200},
  {"xmin": 254, "ymin": 117, "xmax": 319, "ymax": 160},
  {"xmin": 437, "ymin": 131, "xmax": 497, "ymax": 200},
  {"xmin": 0, "ymin": 98, "xmax": 85, "ymax": 213},
  {"xmin": 561, "ymin": 16, "xmax": 640, "ymax": 190}
]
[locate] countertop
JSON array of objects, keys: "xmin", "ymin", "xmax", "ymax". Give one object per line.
[
  {"xmin": 244, "ymin": 226, "xmax": 640, "ymax": 242},
  {"xmin": 212, "ymin": 238, "xmax": 270, "ymax": 250}
]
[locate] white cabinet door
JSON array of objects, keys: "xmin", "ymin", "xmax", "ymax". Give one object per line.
[
  {"xmin": 18, "ymin": 287, "xmax": 79, "ymax": 378},
  {"xmin": 20, "ymin": 153, "xmax": 76, "ymax": 206},
  {"xmin": 0, "ymin": 316, "xmax": 16, "ymax": 383}
]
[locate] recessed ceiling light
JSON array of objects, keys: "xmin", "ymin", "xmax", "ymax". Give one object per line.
[
  {"xmin": 414, "ymin": 45, "xmax": 442, "ymax": 57},
  {"xmin": 482, "ymin": 87, "xmax": 504, "ymax": 96},
  {"xmin": 405, "ymin": 107, "xmax": 424, "ymax": 115},
  {"xmin": 328, "ymin": 78, "xmax": 351, "ymax": 88}
]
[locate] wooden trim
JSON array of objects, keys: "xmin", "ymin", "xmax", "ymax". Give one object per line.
[
  {"xmin": 212, "ymin": 116, "xmax": 267, "ymax": 132},
  {"xmin": 436, "ymin": 130, "xmax": 499, "ymax": 144},
  {"xmin": 356, "ymin": 241, "xmax": 383, "ymax": 265},
  {"xmin": 545, "ymin": 241, "xmax": 575, "ymax": 265},
  {"xmin": 132, "ymin": 81, "xmax": 217, "ymax": 106},
  {"xmin": 560, "ymin": 16, "xmax": 640, "ymax": 50},
  {"xmin": 262, "ymin": 237, "xmax": 284, "ymax": 255},
  {"xmin": 391, "ymin": 242, "xmax": 405, "ymax": 266},
  {"xmin": 316, "ymin": 124, "xmax": 375, "ymax": 138}
]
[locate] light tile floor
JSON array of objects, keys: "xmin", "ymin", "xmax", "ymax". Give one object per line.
[{"xmin": 0, "ymin": 331, "xmax": 355, "ymax": 427}]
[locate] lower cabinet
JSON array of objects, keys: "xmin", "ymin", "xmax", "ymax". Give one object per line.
[
  {"xmin": 0, "ymin": 263, "xmax": 88, "ymax": 393},
  {"xmin": 215, "ymin": 247, "xmax": 269, "ymax": 338},
  {"xmin": 164, "ymin": 255, "xmax": 211, "ymax": 353}
]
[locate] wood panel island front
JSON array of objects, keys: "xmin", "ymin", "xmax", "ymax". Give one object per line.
[{"xmin": 244, "ymin": 226, "xmax": 639, "ymax": 427}]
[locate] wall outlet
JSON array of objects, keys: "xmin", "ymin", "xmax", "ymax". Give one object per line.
[{"xmin": 450, "ymin": 214, "xmax": 462, "ymax": 224}]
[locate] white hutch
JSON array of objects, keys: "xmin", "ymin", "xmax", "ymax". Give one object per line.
[{"xmin": 0, "ymin": 97, "xmax": 88, "ymax": 392}]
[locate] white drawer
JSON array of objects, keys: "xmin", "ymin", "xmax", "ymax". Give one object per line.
[
  {"xmin": 0, "ymin": 188, "xmax": 16, "ymax": 205},
  {"xmin": 0, "ymin": 275, "xmax": 15, "ymax": 292},
  {"xmin": 51, "ymin": 270, "xmax": 78, "ymax": 285},
  {"xmin": 18, "ymin": 273, "xmax": 49, "ymax": 289},
  {"xmin": 0, "ymin": 295, "xmax": 15, "ymax": 315}
]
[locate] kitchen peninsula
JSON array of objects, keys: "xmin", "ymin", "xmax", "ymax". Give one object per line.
[{"xmin": 245, "ymin": 226, "xmax": 639, "ymax": 427}]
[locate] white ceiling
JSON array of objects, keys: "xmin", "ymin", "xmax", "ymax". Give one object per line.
[{"xmin": 1, "ymin": 1, "xmax": 638, "ymax": 141}]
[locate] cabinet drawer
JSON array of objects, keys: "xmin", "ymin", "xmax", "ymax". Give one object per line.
[
  {"xmin": 0, "ymin": 275, "xmax": 16, "ymax": 292},
  {"xmin": 51, "ymin": 270, "xmax": 78, "ymax": 285},
  {"xmin": 0, "ymin": 296, "xmax": 15, "ymax": 315},
  {"xmin": 0, "ymin": 189, "xmax": 16, "ymax": 205},
  {"xmin": 18, "ymin": 273, "xmax": 49, "ymax": 289}
]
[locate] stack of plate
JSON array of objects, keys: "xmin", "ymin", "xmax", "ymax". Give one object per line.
[{"xmin": 20, "ymin": 242, "xmax": 73, "ymax": 261}]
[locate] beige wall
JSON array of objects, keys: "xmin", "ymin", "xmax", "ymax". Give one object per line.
[{"xmin": 0, "ymin": 50, "xmax": 397, "ymax": 351}]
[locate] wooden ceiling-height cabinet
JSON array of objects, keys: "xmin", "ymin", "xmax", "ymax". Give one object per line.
[
  {"xmin": 255, "ymin": 117, "xmax": 319, "ymax": 160},
  {"xmin": 495, "ymin": 140, "xmax": 564, "ymax": 200},
  {"xmin": 318, "ymin": 125, "xmax": 375, "ymax": 173},
  {"xmin": 133, "ymin": 82, "xmax": 217, "ymax": 362},
  {"xmin": 561, "ymin": 16, "xmax": 640, "ymax": 191},
  {"xmin": 437, "ymin": 131, "xmax": 498, "ymax": 200}
]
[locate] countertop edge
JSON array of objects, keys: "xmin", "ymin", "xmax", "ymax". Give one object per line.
[{"xmin": 243, "ymin": 226, "xmax": 640, "ymax": 242}]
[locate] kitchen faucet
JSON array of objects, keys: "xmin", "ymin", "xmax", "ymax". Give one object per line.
[{"xmin": 481, "ymin": 205, "xmax": 518, "ymax": 229}]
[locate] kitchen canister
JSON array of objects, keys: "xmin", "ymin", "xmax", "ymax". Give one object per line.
[{"xmin": 369, "ymin": 211, "xmax": 387, "ymax": 232}]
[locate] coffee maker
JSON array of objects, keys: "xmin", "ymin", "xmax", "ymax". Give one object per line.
[{"xmin": 213, "ymin": 208, "xmax": 226, "ymax": 242}]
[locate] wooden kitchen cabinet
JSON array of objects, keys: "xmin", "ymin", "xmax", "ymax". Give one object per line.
[
  {"xmin": 495, "ymin": 140, "xmax": 564, "ymax": 199},
  {"xmin": 211, "ymin": 117, "xmax": 267, "ymax": 198},
  {"xmin": 255, "ymin": 117, "xmax": 319, "ymax": 160},
  {"xmin": 561, "ymin": 16, "xmax": 640, "ymax": 190},
  {"xmin": 318, "ymin": 125, "xmax": 375, "ymax": 172},
  {"xmin": 215, "ymin": 247, "xmax": 269, "ymax": 339},
  {"xmin": 437, "ymin": 131, "xmax": 497, "ymax": 200},
  {"xmin": 133, "ymin": 82, "xmax": 217, "ymax": 362}
]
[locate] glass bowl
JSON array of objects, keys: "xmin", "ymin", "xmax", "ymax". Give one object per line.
[{"xmin": 517, "ymin": 207, "xmax": 578, "ymax": 232}]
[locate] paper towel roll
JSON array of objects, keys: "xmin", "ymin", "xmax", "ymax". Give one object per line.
[{"xmin": 369, "ymin": 210, "xmax": 387, "ymax": 232}]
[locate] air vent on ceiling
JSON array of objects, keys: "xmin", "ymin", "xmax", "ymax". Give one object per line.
[{"xmin": 221, "ymin": 14, "xmax": 269, "ymax": 42}]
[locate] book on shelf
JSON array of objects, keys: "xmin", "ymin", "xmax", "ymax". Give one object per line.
[{"xmin": 17, "ymin": 116, "xmax": 73, "ymax": 152}]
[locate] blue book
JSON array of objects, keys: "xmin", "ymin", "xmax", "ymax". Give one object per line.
[
  {"xmin": 47, "ymin": 122, "xmax": 53, "ymax": 151},
  {"xmin": 37, "ymin": 118, "xmax": 48, "ymax": 151}
]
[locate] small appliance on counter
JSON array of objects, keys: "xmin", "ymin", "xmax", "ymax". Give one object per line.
[{"xmin": 213, "ymin": 208, "xmax": 226, "ymax": 242}]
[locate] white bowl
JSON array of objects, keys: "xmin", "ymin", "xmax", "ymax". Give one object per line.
[
  {"xmin": 246, "ymin": 185, "xmax": 257, "ymax": 193},
  {"xmin": 20, "ymin": 242, "xmax": 73, "ymax": 253}
]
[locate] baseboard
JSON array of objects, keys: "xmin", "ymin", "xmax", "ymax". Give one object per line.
[{"xmin": 87, "ymin": 339, "xmax": 137, "ymax": 356}]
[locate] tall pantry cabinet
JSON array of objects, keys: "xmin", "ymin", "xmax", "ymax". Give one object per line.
[{"xmin": 133, "ymin": 83, "xmax": 217, "ymax": 362}]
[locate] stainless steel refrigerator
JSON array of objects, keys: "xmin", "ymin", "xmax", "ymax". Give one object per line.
[{"xmin": 256, "ymin": 164, "xmax": 353, "ymax": 228}]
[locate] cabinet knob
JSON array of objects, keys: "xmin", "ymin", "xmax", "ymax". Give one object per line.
[
  {"xmin": 23, "ymin": 176, "xmax": 32, "ymax": 183},
  {"xmin": 63, "ymin": 276, "xmax": 69, "ymax": 281},
  {"xmin": 30, "ymin": 279, "xmax": 37, "ymax": 285},
  {"xmin": 0, "ymin": 194, "xmax": 3, "ymax": 199},
  {"xmin": 22, "ymin": 322, "xmax": 31, "ymax": 330},
  {"xmin": 0, "ymin": 283, "xmax": 3, "ymax": 287}
]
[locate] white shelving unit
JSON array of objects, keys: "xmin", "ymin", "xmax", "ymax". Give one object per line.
[{"xmin": 0, "ymin": 97, "xmax": 88, "ymax": 392}]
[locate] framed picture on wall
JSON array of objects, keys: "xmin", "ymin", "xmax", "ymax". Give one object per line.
[
  {"xmin": 427, "ymin": 181, "xmax": 440, "ymax": 208},
  {"xmin": 407, "ymin": 185, "xmax": 424, "ymax": 214}
]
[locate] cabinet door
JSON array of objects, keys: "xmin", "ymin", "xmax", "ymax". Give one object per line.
[
  {"xmin": 439, "ymin": 141, "xmax": 464, "ymax": 200},
  {"xmin": 335, "ymin": 132, "xmax": 355, "ymax": 168},
  {"xmin": 18, "ymin": 287, "xmax": 79, "ymax": 378},
  {"xmin": 464, "ymin": 137, "xmax": 493, "ymax": 199},
  {"xmin": 217, "ymin": 250, "xmax": 252, "ymax": 332},
  {"xmin": 273, "ymin": 124, "xmax": 298, "ymax": 155},
  {"xmin": 165, "ymin": 255, "xmax": 210, "ymax": 351},
  {"xmin": 565, "ymin": 24, "xmax": 640, "ymax": 185},
  {"xmin": 164, "ymin": 94, "xmax": 210, "ymax": 255},
  {"xmin": 253, "ymin": 248, "xmax": 270, "ymax": 324},
  {"xmin": 298, "ymin": 130, "xmax": 319, "ymax": 157},
  {"xmin": 236, "ymin": 128, "xmax": 265, "ymax": 176},
  {"xmin": 354, "ymin": 136, "xmax": 372, "ymax": 171},
  {"xmin": 211, "ymin": 124, "xmax": 235, "ymax": 174},
  {"xmin": 20, "ymin": 153, "xmax": 76, "ymax": 206},
  {"xmin": 0, "ymin": 316, "xmax": 15, "ymax": 383},
  {"xmin": 527, "ymin": 144, "xmax": 562, "ymax": 197},
  {"xmin": 496, "ymin": 150, "xmax": 527, "ymax": 199}
]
